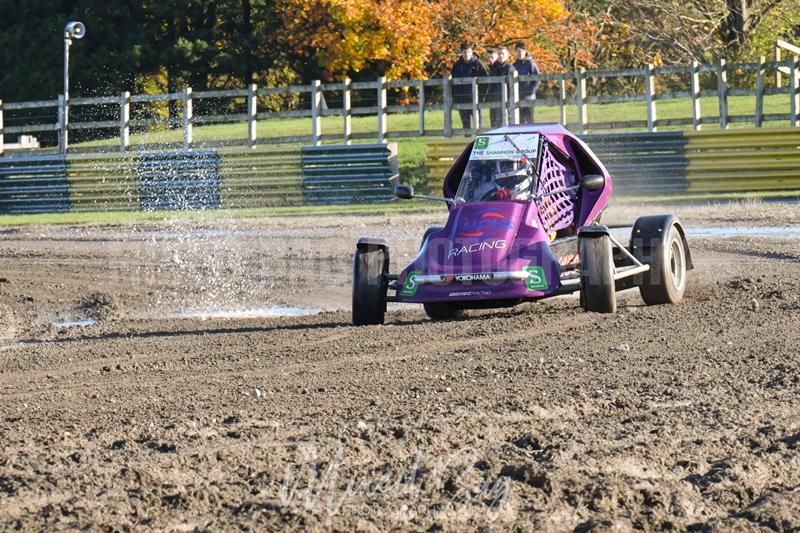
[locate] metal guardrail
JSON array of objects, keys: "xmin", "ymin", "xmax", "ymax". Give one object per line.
[
  {"xmin": 0, "ymin": 127, "xmax": 797, "ymax": 214},
  {"xmin": 301, "ymin": 143, "xmax": 399, "ymax": 204},
  {"xmin": 425, "ymin": 127, "xmax": 800, "ymax": 195},
  {"xmin": 0, "ymin": 155, "xmax": 71, "ymax": 213},
  {"xmin": 0, "ymin": 146, "xmax": 303, "ymax": 214}
]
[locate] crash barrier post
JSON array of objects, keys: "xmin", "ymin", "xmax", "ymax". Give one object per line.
[
  {"xmin": 311, "ymin": 80, "xmax": 322, "ymax": 147},
  {"xmin": 425, "ymin": 127, "xmax": 800, "ymax": 196},
  {"xmin": 300, "ymin": 143, "xmax": 399, "ymax": 204}
]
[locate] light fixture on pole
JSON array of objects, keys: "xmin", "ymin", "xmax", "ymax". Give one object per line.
[{"xmin": 61, "ymin": 21, "xmax": 86, "ymax": 154}]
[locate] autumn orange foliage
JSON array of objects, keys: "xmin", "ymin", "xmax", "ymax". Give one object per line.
[{"xmin": 277, "ymin": 0, "xmax": 595, "ymax": 81}]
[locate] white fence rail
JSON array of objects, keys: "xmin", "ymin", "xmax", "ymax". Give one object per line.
[{"xmin": 1, "ymin": 57, "xmax": 799, "ymax": 155}]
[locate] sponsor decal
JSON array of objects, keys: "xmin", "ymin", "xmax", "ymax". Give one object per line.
[
  {"xmin": 474, "ymin": 136, "xmax": 490, "ymax": 150},
  {"xmin": 459, "ymin": 209, "xmax": 514, "ymax": 238},
  {"xmin": 455, "ymin": 273, "xmax": 494, "ymax": 282},
  {"xmin": 448, "ymin": 290, "xmax": 492, "ymax": 297},
  {"xmin": 399, "ymin": 270, "xmax": 421, "ymax": 296},
  {"xmin": 469, "ymin": 133, "xmax": 540, "ymax": 161},
  {"xmin": 523, "ymin": 265, "xmax": 548, "ymax": 291},
  {"xmin": 448, "ymin": 239, "xmax": 507, "ymax": 259}
]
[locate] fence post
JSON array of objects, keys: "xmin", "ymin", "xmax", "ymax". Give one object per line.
[
  {"xmin": 342, "ymin": 78, "xmax": 352, "ymax": 145},
  {"xmin": 576, "ymin": 68, "xmax": 587, "ymax": 134},
  {"xmin": 717, "ymin": 59, "xmax": 728, "ymax": 130},
  {"xmin": 508, "ymin": 70, "xmax": 520, "ymax": 125},
  {"xmin": 471, "ymin": 77, "xmax": 480, "ymax": 131},
  {"xmin": 377, "ymin": 76, "xmax": 387, "ymax": 143},
  {"xmin": 644, "ymin": 63, "xmax": 657, "ymax": 132},
  {"xmin": 500, "ymin": 76, "xmax": 508, "ymax": 127},
  {"xmin": 558, "ymin": 74, "xmax": 567, "ymax": 125},
  {"xmin": 755, "ymin": 56, "xmax": 765, "ymax": 128},
  {"xmin": 443, "ymin": 75, "xmax": 453, "ymax": 137},
  {"xmin": 183, "ymin": 87, "xmax": 193, "ymax": 149},
  {"xmin": 791, "ymin": 56, "xmax": 799, "ymax": 127},
  {"xmin": 775, "ymin": 46, "xmax": 782, "ymax": 89},
  {"xmin": 418, "ymin": 80, "xmax": 426, "ymax": 136},
  {"xmin": 310, "ymin": 80, "xmax": 321, "ymax": 146},
  {"xmin": 58, "ymin": 94, "xmax": 67, "ymax": 154},
  {"xmin": 691, "ymin": 60, "xmax": 702, "ymax": 131},
  {"xmin": 119, "ymin": 91, "xmax": 130, "ymax": 153},
  {"xmin": 247, "ymin": 83, "xmax": 257, "ymax": 149}
]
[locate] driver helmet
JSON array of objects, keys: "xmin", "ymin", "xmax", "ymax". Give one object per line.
[{"xmin": 493, "ymin": 158, "xmax": 532, "ymax": 199}]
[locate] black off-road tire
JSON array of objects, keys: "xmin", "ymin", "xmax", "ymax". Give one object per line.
[
  {"xmin": 352, "ymin": 248, "xmax": 387, "ymax": 325},
  {"xmin": 637, "ymin": 224, "xmax": 687, "ymax": 305},
  {"xmin": 579, "ymin": 234, "xmax": 617, "ymax": 313}
]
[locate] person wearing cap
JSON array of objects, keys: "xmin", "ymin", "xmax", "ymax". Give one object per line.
[
  {"xmin": 450, "ymin": 44, "xmax": 489, "ymax": 132},
  {"xmin": 513, "ymin": 41, "xmax": 540, "ymax": 123}
]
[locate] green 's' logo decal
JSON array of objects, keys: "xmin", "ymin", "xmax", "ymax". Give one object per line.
[
  {"xmin": 400, "ymin": 271, "xmax": 421, "ymax": 296},
  {"xmin": 524, "ymin": 265, "xmax": 548, "ymax": 291},
  {"xmin": 474, "ymin": 136, "xmax": 490, "ymax": 149}
]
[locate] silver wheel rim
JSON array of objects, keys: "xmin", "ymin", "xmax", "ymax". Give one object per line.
[{"xmin": 669, "ymin": 237, "xmax": 686, "ymax": 292}]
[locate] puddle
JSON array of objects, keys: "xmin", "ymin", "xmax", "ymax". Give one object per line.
[
  {"xmin": 685, "ymin": 225, "xmax": 800, "ymax": 238},
  {"xmin": 171, "ymin": 306, "xmax": 322, "ymax": 320},
  {"xmin": 53, "ymin": 318, "xmax": 98, "ymax": 329},
  {"xmin": 610, "ymin": 225, "xmax": 800, "ymax": 240}
]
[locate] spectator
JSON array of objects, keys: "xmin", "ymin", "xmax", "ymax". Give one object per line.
[
  {"xmin": 486, "ymin": 47, "xmax": 499, "ymax": 69},
  {"xmin": 489, "ymin": 46, "xmax": 516, "ymax": 127},
  {"xmin": 481, "ymin": 47, "xmax": 499, "ymax": 113},
  {"xmin": 513, "ymin": 41, "xmax": 540, "ymax": 123},
  {"xmin": 450, "ymin": 44, "xmax": 488, "ymax": 132}
]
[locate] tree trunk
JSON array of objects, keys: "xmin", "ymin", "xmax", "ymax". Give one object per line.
[
  {"xmin": 722, "ymin": 0, "xmax": 751, "ymax": 47},
  {"xmin": 242, "ymin": 0, "xmax": 253, "ymax": 84}
]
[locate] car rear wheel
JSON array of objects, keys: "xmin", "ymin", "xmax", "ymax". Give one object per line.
[
  {"xmin": 423, "ymin": 302, "xmax": 464, "ymax": 321},
  {"xmin": 579, "ymin": 234, "xmax": 617, "ymax": 313},
  {"xmin": 352, "ymin": 248, "xmax": 387, "ymax": 325},
  {"xmin": 637, "ymin": 224, "xmax": 687, "ymax": 305}
]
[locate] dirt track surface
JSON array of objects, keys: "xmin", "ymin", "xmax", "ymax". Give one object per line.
[{"xmin": 1, "ymin": 201, "xmax": 799, "ymax": 531}]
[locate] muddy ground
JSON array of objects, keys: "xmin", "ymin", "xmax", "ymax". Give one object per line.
[{"xmin": 0, "ymin": 200, "xmax": 799, "ymax": 531}]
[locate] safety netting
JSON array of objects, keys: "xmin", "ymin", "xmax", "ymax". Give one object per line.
[{"xmin": 536, "ymin": 143, "xmax": 576, "ymax": 233}]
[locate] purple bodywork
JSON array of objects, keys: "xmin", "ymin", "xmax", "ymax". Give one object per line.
[{"xmin": 393, "ymin": 124, "xmax": 612, "ymax": 305}]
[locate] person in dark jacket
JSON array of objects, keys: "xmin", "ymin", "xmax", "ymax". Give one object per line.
[
  {"xmin": 450, "ymin": 44, "xmax": 489, "ymax": 131},
  {"xmin": 490, "ymin": 46, "xmax": 516, "ymax": 127},
  {"xmin": 513, "ymin": 41, "xmax": 540, "ymax": 123}
]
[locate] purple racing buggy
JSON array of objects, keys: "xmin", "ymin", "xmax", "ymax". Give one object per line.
[{"xmin": 352, "ymin": 124, "xmax": 692, "ymax": 325}]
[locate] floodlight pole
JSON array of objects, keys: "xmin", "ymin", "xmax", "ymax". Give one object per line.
[
  {"xmin": 60, "ymin": 21, "xmax": 85, "ymax": 154},
  {"xmin": 62, "ymin": 33, "xmax": 71, "ymax": 154}
]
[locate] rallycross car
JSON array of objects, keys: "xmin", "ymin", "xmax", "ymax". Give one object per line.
[{"xmin": 352, "ymin": 123, "xmax": 692, "ymax": 325}]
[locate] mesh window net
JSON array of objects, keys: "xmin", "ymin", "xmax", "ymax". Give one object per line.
[{"xmin": 536, "ymin": 143, "xmax": 576, "ymax": 233}]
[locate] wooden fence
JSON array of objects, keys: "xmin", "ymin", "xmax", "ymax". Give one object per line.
[{"xmin": 0, "ymin": 57, "xmax": 799, "ymax": 154}]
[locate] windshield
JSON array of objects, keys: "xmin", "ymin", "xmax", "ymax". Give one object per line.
[{"xmin": 455, "ymin": 133, "xmax": 541, "ymax": 202}]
